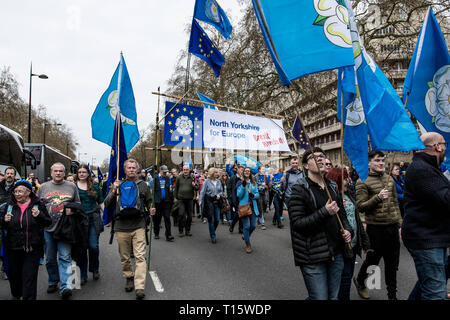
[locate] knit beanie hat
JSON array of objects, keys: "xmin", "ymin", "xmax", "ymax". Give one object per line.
[{"xmin": 13, "ymin": 179, "xmax": 33, "ymax": 192}]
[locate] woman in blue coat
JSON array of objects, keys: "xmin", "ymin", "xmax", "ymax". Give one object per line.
[{"xmin": 236, "ymin": 167, "xmax": 259, "ymax": 254}]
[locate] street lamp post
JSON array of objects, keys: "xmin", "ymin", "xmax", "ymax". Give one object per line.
[{"xmin": 28, "ymin": 62, "xmax": 48, "ymax": 143}]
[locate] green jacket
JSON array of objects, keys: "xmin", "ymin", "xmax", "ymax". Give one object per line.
[
  {"xmin": 356, "ymin": 172, "xmax": 402, "ymax": 226},
  {"xmin": 174, "ymin": 174, "xmax": 196, "ymax": 200}
]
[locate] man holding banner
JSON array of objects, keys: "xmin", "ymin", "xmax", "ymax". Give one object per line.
[{"xmin": 288, "ymin": 147, "xmax": 352, "ymax": 300}]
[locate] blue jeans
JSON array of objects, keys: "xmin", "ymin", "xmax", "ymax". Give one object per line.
[
  {"xmin": 300, "ymin": 254, "xmax": 344, "ymax": 300},
  {"xmin": 44, "ymin": 231, "xmax": 72, "ymax": 293},
  {"xmin": 208, "ymin": 203, "xmax": 221, "ymax": 241},
  {"xmin": 338, "ymin": 255, "xmax": 356, "ymax": 300},
  {"xmin": 242, "ymin": 213, "xmax": 257, "ymax": 244},
  {"xmin": 407, "ymin": 247, "xmax": 448, "ymax": 300},
  {"xmin": 75, "ymin": 223, "xmax": 99, "ymax": 280}
]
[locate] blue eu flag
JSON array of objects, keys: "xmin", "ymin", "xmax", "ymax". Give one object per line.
[
  {"xmin": 189, "ymin": 19, "xmax": 225, "ymax": 77},
  {"xmin": 193, "ymin": 0, "xmax": 232, "ymax": 40},
  {"xmin": 91, "ymin": 53, "xmax": 139, "ymax": 153},
  {"xmin": 102, "ymin": 115, "xmax": 128, "ymax": 226},
  {"xmin": 163, "ymin": 102, "xmax": 204, "ymax": 149},
  {"xmin": 403, "ymin": 7, "xmax": 450, "ymax": 167},
  {"xmin": 291, "ymin": 116, "xmax": 312, "ymax": 150},
  {"xmin": 97, "ymin": 167, "xmax": 104, "ymax": 181}
]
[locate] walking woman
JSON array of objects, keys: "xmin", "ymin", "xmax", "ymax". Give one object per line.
[
  {"xmin": 0, "ymin": 180, "xmax": 51, "ymax": 299},
  {"xmin": 199, "ymin": 168, "xmax": 223, "ymax": 244},
  {"xmin": 325, "ymin": 168, "xmax": 370, "ymax": 301},
  {"xmin": 236, "ymin": 167, "xmax": 260, "ymax": 254},
  {"xmin": 73, "ymin": 164, "xmax": 104, "ymax": 284}
]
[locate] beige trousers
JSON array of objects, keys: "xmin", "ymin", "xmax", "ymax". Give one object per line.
[{"xmin": 116, "ymin": 228, "xmax": 147, "ymax": 290}]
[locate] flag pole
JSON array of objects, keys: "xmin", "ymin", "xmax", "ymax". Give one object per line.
[
  {"xmin": 110, "ymin": 52, "xmax": 123, "ymax": 245},
  {"xmin": 147, "ymin": 87, "xmax": 161, "ymax": 272},
  {"xmin": 340, "ymin": 94, "xmax": 353, "ymax": 251}
]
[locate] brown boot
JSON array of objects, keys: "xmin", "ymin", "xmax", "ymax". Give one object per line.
[{"xmin": 245, "ymin": 242, "xmax": 252, "ymax": 254}]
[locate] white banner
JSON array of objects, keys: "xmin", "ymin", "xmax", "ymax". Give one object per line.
[{"xmin": 203, "ymin": 108, "xmax": 290, "ymax": 152}]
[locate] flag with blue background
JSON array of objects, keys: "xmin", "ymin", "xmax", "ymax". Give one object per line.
[
  {"xmin": 336, "ymin": 0, "xmax": 425, "ymax": 181},
  {"xmin": 196, "ymin": 91, "xmax": 216, "ymax": 109},
  {"xmin": 291, "ymin": 116, "xmax": 312, "ymax": 150},
  {"xmin": 403, "ymin": 7, "xmax": 450, "ymax": 168},
  {"xmin": 91, "ymin": 53, "xmax": 139, "ymax": 153},
  {"xmin": 193, "ymin": 0, "xmax": 232, "ymax": 40},
  {"xmin": 102, "ymin": 115, "xmax": 128, "ymax": 226},
  {"xmin": 189, "ymin": 19, "xmax": 225, "ymax": 77},
  {"xmin": 251, "ymin": 0, "xmax": 354, "ymax": 86},
  {"xmin": 337, "ymin": 66, "xmax": 369, "ymax": 181},
  {"xmin": 163, "ymin": 102, "xmax": 204, "ymax": 149}
]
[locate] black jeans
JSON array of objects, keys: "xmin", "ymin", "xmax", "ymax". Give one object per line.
[
  {"xmin": 178, "ymin": 199, "xmax": 193, "ymax": 233},
  {"xmin": 8, "ymin": 247, "xmax": 43, "ymax": 300},
  {"xmin": 356, "ymin": 224, "xmax": 400, "ymax": 297},
  {"xmin": 154, "ymin": 201, "xmax": 172, "ymax": 238}
]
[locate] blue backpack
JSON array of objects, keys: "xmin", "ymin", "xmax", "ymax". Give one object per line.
[{"xmin": 115, "ymin": 180, "xmax": 144, "ymax": 219}]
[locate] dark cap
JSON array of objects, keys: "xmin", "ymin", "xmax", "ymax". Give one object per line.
[{"xmin": 13, "ymin": 179, "xmax": 33, "ymax": 192}]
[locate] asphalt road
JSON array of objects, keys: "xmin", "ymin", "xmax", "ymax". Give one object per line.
[{"xmin": 0, "ymin": 210, "xmax": 446, "ymax": 300}]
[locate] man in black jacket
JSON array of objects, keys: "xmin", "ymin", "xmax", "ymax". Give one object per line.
[
  {"xmin": 402, "ymin": 132, "xmax": 450, "ymax": 300},
  {"xmin": 153, "ymin": 165, "xmax": 174, "ymax": 242},
  {"xmin": 0, "ymin": 167, "xmax": 16, "ymax": 204},
  {"xmin": 288, "ymin": 147, "xmax": 352, "ymax": 300}
]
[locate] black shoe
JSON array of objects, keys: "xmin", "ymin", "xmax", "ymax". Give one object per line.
[
  {"xmin": 61, "ymin": 289, "xmax": 72, "ymax": 300},
  {"xmin": 166, "ymin": 236, "xmax": 174, "ymax": 242},
  {"xmin": 80, "ymin": 279, "xmax": 87, "ymax": 286},
  {"xmin": 388, "ymin": 293, "xmax": 398, "ymax": 300},
  {"xmin": 238, "ymin": 229, "xmax": 243, "ymax": 234},
  {"xmin": 211, "ymin": 239, "xmax": 217, "ymax": 244},
  {"xmin": 93, "ymin": 272, "xmax": 100, "ymax": 281},
  {"xmin": 185, "ymin": 231, "xmax": 192, "ymax": 236},
  {"xmin": 47, "ymin": 285, "xmax": 58, "ymax": 294},
  {"xmin": 136, "ymin": 289, "xmax": 145, "ymax": 300},
  {"xmin": 229, "ymin": 225, "xmax": 234, "ymax": 233},
  {"xmin": 154, "ymin": 235, "xmax": 160, "ymax": 240},
  {"xmin": 178, "ymin": 232, "xmax": 185, "ymax": 237}
]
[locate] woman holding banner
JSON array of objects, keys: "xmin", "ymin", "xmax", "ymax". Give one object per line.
[{"xmin": 236, "ymin": 167, "xmax": 260, "ymax": 254}]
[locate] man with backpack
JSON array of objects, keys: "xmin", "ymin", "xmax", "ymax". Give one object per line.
[{"xmin": 104, "ymin": 159, "xmax": 155, "ymax": 300}]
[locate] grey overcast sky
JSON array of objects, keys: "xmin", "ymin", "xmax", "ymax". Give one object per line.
[{"xmin": 0, "ymin": 0, "xmax": 244, "ymax": 166}]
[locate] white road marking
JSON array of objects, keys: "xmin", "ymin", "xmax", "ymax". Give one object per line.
[{"xmin": 149, "ymin": 271, "xmax": 164, "ymax": 293}]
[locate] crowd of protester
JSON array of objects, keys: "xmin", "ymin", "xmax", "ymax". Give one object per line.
[{"xmin": 0, "ymin": 131, "xmax": 448, "ymax": 300}]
